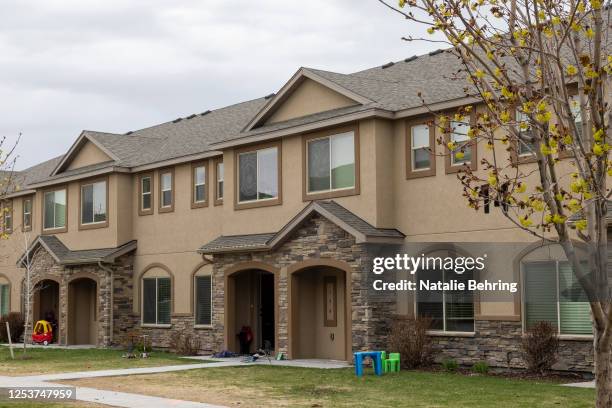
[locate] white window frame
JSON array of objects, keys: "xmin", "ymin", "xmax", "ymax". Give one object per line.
[
  {"xmin": 516, "ymin": 110, "xmax": 535, "ymax": 157},
  {"xmin": 160, "ymin": 172, "xmax": 173, "ymax": 208},
  {"xmin": 520, "ymin": 260, "xmax": 593, "ymax": 339},
  {"xmin": 411, "ymin": 125, "xmax": 431, "ymax": 171},
  {"xmin": 449, "ymin": 121, "xmax": 472, "ymax": 166},
  {"xmin": 23, "ymin": 198, "xmax": 32, "ymax": 230},
  {"xmin": 140, "ymin": 176, "xmax": 152, "ymax": 211},
  {"xmin": 216, "ymin": 162, "xmax": 224, "ymax": 201},
  {"xmin": 237, "ymin": 147, "xmax": 279, "ymax": 204},
  {"xmin": 194, "ymin": 166, "xmax": 206, "ymax": 204},
  {"xmin": 194, "ymin": 274, "xmax": 213, "ymax": 328},
  {"xmin": 80, "ymin": 181, "xmax": 107, "ymax": 225},
  {"xmin": 43, "ymin": 189, "xmax": 67, "ymax": 231},
  {"xmin": 306, "ymin": 131, "xmax": 356, "ymax": 194}
]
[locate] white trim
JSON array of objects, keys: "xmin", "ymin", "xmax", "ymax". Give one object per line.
[
  {"xmin": 42, "ymin": 189, "xmax": 67, "ymax": 231},
  {"xmin": 427, "ymin": 330, "xmax": 476, "ymax": 337}
]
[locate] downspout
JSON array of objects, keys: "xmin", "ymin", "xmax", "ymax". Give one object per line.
[{"xmin": 98, "ymin": 261, "xmax": 114, "ymax": 345}]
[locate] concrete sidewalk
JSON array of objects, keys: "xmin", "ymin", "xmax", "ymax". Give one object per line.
[
  {"xmin": 562, "ymin": 380, "xmax": 595, "ymax": 388},
  {"xmin": 0, "ymin": 356, "xmax": 349, "ymax": 407}
]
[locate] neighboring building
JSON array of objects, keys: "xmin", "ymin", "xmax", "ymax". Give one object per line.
[{"xmin": 0, "ymin": 48, "xmax": 604, "ymax": 372}]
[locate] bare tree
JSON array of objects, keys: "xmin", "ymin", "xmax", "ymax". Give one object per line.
[{"xmin": 379, "ymin": 0, "xmax": 610, "ymax": 404}]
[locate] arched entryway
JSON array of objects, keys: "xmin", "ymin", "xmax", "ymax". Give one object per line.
[
  {"xmin": 67, "ymin": 277, "xmax": 98, "ymax": 345},
  {"xmin": 288, "ymin": 261, "xmax": 351, "ymax": 361},
  {"xmin": 33, "ymin": 279, "xmax": 60, "ymax": 343},
  {"xmin": 225, "ymin": 263, "xmax": 278, "ymax": 354}
]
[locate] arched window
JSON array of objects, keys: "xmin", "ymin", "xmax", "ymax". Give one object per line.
[
  {"xmin": 193, "ymin": 264, "xmax": 213, "ymax": 327},
  {"xmin": 141, "ymin": 266, "xmax": 172, "ymax": 326},
  {"xmin": 0, "ymin": 276, "xmax": 10, "ymax": 316},
  {"xmin": 521, "ymin": 244, "xmax": 592, "ymax": 335}
]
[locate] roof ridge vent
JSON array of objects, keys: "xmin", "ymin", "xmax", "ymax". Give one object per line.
[
  {"xmin": 200, "ymin": 110, "xmax": 211, "ymax": 116},
  {"xmin": 172, "ymin": 118, "xmax": 183, "ymax": 123},
  {"xmin": 186, "ymin": 114, "xmax": 197, "ymax": 119},
  {"xmin": 429, "ymin": 49, "xmax": 444, "ymax": 56},
  {"xmin": 264, "ymin": 93, "xmax": 275, "ymax": 99},
  {"xmin": 381, "ymin": 62, "xmax": 395, "ymax": 69},
  {"xmin": 404, "ymin": 55, "xmax": 418, "ymax": 62}
]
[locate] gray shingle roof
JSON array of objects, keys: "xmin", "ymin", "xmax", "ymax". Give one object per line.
[
  {"xmin": 198, "ymin": 200, "xmax": 404, "ymax": 254},
  {"xmin": 18, "ymin": 235, "xmax": 137, "ymax": 266}
]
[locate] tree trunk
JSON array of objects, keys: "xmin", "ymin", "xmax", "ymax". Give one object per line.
[{"xmin": 595, "ymin": 327, "xmax": 612, "ymax": 407}]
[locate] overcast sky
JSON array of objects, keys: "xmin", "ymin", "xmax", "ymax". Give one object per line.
[{"xmin": 0, "ymin": 0, "xmax": 437, "ymax": 170}]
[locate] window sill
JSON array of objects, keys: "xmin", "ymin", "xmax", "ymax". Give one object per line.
[
  {"xmin": 427, "ymin": 330, "xmax": 476, "ymax": 338},
  {"xmin": 42, "ymin": 227, "xmax": 67, "ymax": 235},
  {"xmin": 141, "ymin": 324, "xmax": 172, "ymax": 329},
  {"xmin": 194, "ymin": 324, "xmax": 213, "ymax": 330},
  {"xmin": 78, "ymin": 221, "xmax": 109, "ymax": 231},
  {"xmin": 234, "ymin": 197, "xmax": 282, "ymax": 210},
  {"xmin": 303, "ymin": 186, "xmax": 359, "ymax": 202},
  {"xmin": 559, "ymin": 334, "xmax": 593, "ymax": 341}
]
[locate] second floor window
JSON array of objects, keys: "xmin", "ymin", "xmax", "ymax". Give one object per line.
[
  {"xmin": 140, "ymin": 175, "xmax": 152, "ymax": 213},
  {"xmin": 517, "ymin": 110, "xmax": 535, "ymax": 157},
  {"xmin": 159, "ymin": 170, "xmax": 174, "ymax": 210},
  {"xmin": 193, "ymin": 165, "xmax": 206, "ymax": 204},
  {"xmin": 238, "ymin": 147, "xmax": 278, "ymax": 203},
  {"xmin": 570, "ymin": 96, "xmax": 583, "ymax": 140},
  {"xmin": 307, "ymin": 131, "xmax": 355, "ymax": 193},
  {"xmin": 81, "ymin": 181, "xmax": 107, "ymax": 225},
  {"xmin": 449, "ymin": 121, "xmax": 471, "ymax": 165},
  {"xmin": 216, "ymin": 162, "xmax": 224, "ymax": 201},
  {"xmin": 2, "ymin": 201, "xmax": 12, "ymax": 234},
  {"xmin": 22, "ymin": 198, "xmax": 32, "ymax": 231},
  {"xmin": 43, "ymin": 189, "xmax": 67, "ymax": 231},
  {"xmin": 411, "ymin": 124, "xmax": 431, "ymax": 171}
]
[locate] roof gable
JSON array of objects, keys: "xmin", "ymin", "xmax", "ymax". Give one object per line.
[
  {"xmin": 244, "ymin": 68, "xmax": 372, "ymax": 131},
  {"xmin": 198, "ymin": 200, "xmax": 404, "ymax": 254},
  {"xmin": 51, "ymin": 131, "xmax": 119, "ymax": 176}
]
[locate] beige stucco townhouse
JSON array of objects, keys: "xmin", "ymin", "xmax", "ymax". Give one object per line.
[{"xmin": 0, "ymin": 44, "xmax": 607, "ymax": 372}]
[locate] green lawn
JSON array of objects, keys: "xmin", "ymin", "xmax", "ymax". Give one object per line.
[
  {"xmin": 0, "ymin": 346, "xmax": 201, "ymax": 376},
  {"xmin": 63, "ymin": 365, "xmax": 596, "ymax": 407}
]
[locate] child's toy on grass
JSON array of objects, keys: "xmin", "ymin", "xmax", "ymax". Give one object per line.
[{"xmin": 31, "ymin": 320, "xmax": 53, "ymax": 346}]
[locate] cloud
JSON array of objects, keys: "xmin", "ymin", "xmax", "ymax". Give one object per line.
[{"xmin": 0, "ymin": 0, "xmax": 436, "ymax": 170}]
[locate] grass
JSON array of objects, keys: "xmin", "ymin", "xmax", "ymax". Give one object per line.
[
  {"xmin": 62, "ymin": 365, "xmax": 596, "ymax": 407},
  {"xmin": 0, "ymin": 346, "xmax": 201, "ymax": 376}
]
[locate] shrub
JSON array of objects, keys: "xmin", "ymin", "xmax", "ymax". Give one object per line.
[
  {"xmin": 522, "ymin": 321, "xmax": 559, "ymax": 374},
  {"xmin": 388, "ymin": 316, "xmax": 433, "ymax": 369},
  {"xmin": 170, "ymin": 330, "xmax": 201, "ymax": 356},
  {"xmin": 442, "ymin": 358, "xmax": 459, "ymax": 372},
  {"xmin": 0, "ymin": 312, "xmax": 25, "ymax": 343},
  {"xmin": 472, "ymin": 361, "xmax": 489, "ymax": 375}
]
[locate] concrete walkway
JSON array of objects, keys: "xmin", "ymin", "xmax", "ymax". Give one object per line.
[
  {"xmin": 0, "ymin": 356, "xmax": 350, "ymax": 407},
  {"xmin": 562, "ymin": 380, "xmax": 595, "ymax": 388}
]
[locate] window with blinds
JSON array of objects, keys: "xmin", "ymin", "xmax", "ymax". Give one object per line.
[
  {"xmin": 195, "ymin": 276, "xmax": 212, "ymax": 326},
  {"xmin": 523, "ymin": 261, "xmax": 592, "ymax": 335},
  {"xmin": 142, "ymin": 277, "xmax": 171, "ymax": 325},
  {"xmin": 0, "ymin": 284, "xmax": 9, "ymax": 317},
  {"xmin": 416, "ymin": 267, "xmax": 475, "ymax": 333}
]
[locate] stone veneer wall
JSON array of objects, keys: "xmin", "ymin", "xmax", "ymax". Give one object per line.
[
  {"xmin": 431, "ymin": 320, "xmax": 594, "ymax": 372},
  {"xmin": 209, "ymin": 214, "xmax": 394, "ymax": 357},
  {"xmin": 25, "ymin": 246, "xmax": 134, "ymax": 347}
]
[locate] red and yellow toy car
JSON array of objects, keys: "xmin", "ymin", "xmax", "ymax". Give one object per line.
[{"xmin": 32, "ymin": 320, "xmax": 53, "ymax": 345}]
